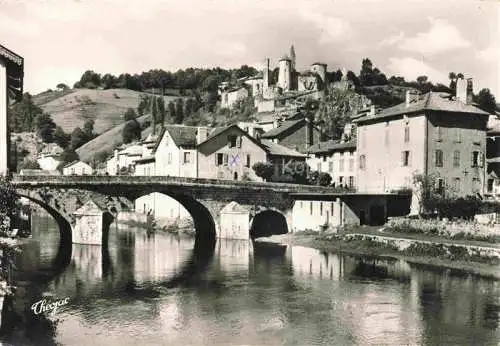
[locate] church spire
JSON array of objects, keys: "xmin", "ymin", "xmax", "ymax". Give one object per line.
[{"xmin": 290, "ymin": 44, "xmax": 296, "ymax": 71}]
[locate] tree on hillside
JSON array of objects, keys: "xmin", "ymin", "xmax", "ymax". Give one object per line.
[
  {"xmin": 123, "ymin": 108, "xmax": 137, "ymax": 121},
  {"xmin": 58, "ymin": 148, "xmax": 79, "ymax": 168},
  {"xmin": 70, "ymin": 127, "xmax": 87, "ymax": 149},
  {"xmin": 101, "ymin": 74, "xmax": 117, "ymax": 89},
  {"xmin": 475, "ymin": 88, "xmax": 497, "ymax": 113},
  {"xmin": 122, "ymin": 119, "xmax": 141, "ymax": 144},
  {"xmin": 416, "ymin": 75, "xmax": 428, "ymax": 85},
  {"xmin": 151, "ymin": 96, "xmax": 158, "ymax": 134},
  {"xmin": 53, "ymin": 126, "xmax": 70, "ymax": 149},
  {"xmin": 156, "ymin": 96, "xmax": 166, "ymax": 129},
  {"xmin": 315, "ymin": 87, "xmax": 367, "ymax": 139},
  {"xmin": 9, "ymin": 93, "xmax": 44, "ymax": 132},
  {"xmin": 56, "ymin": 83, "xmax": 69, "ymax": 91},
  {"xmin": 19, "ymin": 159, "xmax": 40, "ymax": 170},
  {"xmin": 34, "ymin": 113, "xmax": 56, "ymax": 143},
  {"xmin": 168, "ymin": 101, "xmax": 176, "ymax": 123},
  {"xmin": 83, "ymin": 119, "xmax": 95, "ymax": 138},
  {"xmin": 174, "ymin": 98, "xmax": 184, "ymax": 124},
  {"xmin": 77, "ymin": 70, "xmax": 101, "ymax": 89}
]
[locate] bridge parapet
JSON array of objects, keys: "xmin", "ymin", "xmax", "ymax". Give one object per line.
[{"xmin": 11, "ymin": 175, "xmax": 339, "ymax": 194}]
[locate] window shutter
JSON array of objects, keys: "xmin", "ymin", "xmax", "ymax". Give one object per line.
[
  {"xmin": 479, "ymin": 152, "xmax": 485, "ymax": 168},
  {"xmin": 401, "ymin": 151, "xmax": 405, "ymax": 166},
  {"xmin": 471, "ymin": 152, "xmax": 475, "ymax": 167},
  {"xmin": 223, "ymin": 154, "xmax": 228, "ymax": 165},
  {"xmin": 237, "ymin": 136, "xmax": 242, "ymax": 148},
  {"xmin": 215, "ymin": 154, "xmax": 218, "ymax": 166}
]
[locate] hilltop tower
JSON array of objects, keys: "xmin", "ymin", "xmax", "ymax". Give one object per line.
[
  {"xmin": 278, "ymin": 56, "xmax": 292, "ymax": 91},
  {"xmin": 290, "ymin": 45, "xmax": 296, "ymax": 72},
  {"xmin": 263, "ymin": 58, "xmax": 270, "ymax": 93}
]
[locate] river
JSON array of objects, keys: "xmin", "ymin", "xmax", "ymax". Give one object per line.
[{"xmin": 1, "ymin": 213, "xmax": 500, "ymax": 345}]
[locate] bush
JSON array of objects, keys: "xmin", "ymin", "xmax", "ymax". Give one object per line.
[{"xmin": 252, "ymin": 162, "xmax": 274, "ymax": 181}]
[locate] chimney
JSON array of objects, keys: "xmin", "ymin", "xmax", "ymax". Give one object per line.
[
  {"xmin": 405, "ymin": 90, "xmax": 411, "ymax": 108},
  {"xmin": 305, "ymin": 117, "xmax": 313, "ymax": 148},
  {"xmin": 456, "ymin": 77, "xmax": 467, "ymax": 103},
  {"xmin": 370, "ymin": 105, "xmax": 376, "ymax": 117},
  {"xmin": 196, "ymin": 127, "xmax": 209, "ymax": 144},
  {"xmin": 466, "ymin": 78, "xmax": 473, "ymax": 105}
]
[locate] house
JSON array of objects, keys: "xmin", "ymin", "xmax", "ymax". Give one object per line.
[
  {"xmin": 37, "ymin": 154, "xmax": 62, "ymax": 171},
  {"xmin": 237, "ymin": 122, "xmax": 265, "ymax": 139},
  {"xmin": 196, "ymin": 125, "xmax": 306, "ymax": 181},
  {"xmin": 260, "ymin": 117, "xmax": 321, "ymax": 153},
  {"xmin": 306, "ymin": 139, "xmax": 357, "ymax": 188},
  {"xmin": 105, "ymin": 143, "xmax": 143, "ymax": 175},
  {"xmin": 220, "ymin": 87, "xmax": 249, "ymax": 109},
  {"xmin": 134, "ymin": 156, "xmax": 155, "ymax": 176},
  {"xmin": 62, "ymin": 160, "xmax": 93, "ymax": 176},
  {"xmin": 354, "ymin": 79, "xmax": 490, "ymax": 214}
]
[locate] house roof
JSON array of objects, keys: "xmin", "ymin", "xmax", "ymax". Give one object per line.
[
  {"xmin": 306, "ymin": 140, "xmax": 357, "ymax": 154},
  {"xmin": 153, "ymin": 125, "xmax": 227, "ymax": 152},
  {"xmin": 119, "ymin": 144, "xmax": 143, "ymax": 156},
  {"xmin": 260, "ymin": 140, "xmax": 307, "ymax": 158},
  {"xmin": 261, "ymin": 119, "xmax": 305, "ymax": 138},
  {"xmin": 356, "ymin": 92, "xmax": 490, "ymax": 124},
  {"xmin": 134, "ymin": 156, "xmax": 155, "ymax": 164},
  {"xmin": 62, "ymin": 160, "xmax": 90, "ymax": 169}
]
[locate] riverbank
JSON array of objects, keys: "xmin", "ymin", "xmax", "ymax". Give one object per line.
[{"xmin": 256, "ymin": 230, "xmax": 500, "ymax": 280}]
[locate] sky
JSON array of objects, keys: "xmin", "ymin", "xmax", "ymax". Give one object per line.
[{"xmin": 1, "ymin": 0, "xmax": 499, "ymax": 97}]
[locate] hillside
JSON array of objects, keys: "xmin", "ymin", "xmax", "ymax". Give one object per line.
[
  {"xmin": 76, "ymin": 115, "xmax": 153, "ymax": 163},
  {"xmin": 35, "ymin": 88, "xmax": 180, "ymax": 134}
]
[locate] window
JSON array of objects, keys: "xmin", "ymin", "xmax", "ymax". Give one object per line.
[
  {"xmin": 471, "ymin": 151, "xmax": 484, "ymax": 168},
  {"xmin": 453, "ymin": 177, "xmax": 461, "ymax": 192},
  {"xmin": 183, "ymin": 152, "xmax": 191, "ymax": 164},
  {"xmin": 328, "ymin": 162, "xmax": 333, "ymax": 173},
  {"xmin": 331, "ymin": 202, "xmax": 334, "ymax": 217},
  {"xmin": 348, "ymin": 176, "xmax": 354, "ymax": 189},
  {"xmin": 167, "ymin": 153, "xmax": 172, "ymax": 164},
  {"xmin": 320, "ymin": 202, "xmax": 323, "ymax": 216},
  {"xmin": 228, "ymin": 135, "xmax": 238, "ymax": 148},
  {"xmin": 453, "ymin": 150, "xmax": 460, "ymax": 168},
  {"xmin": 339, "ymin": 159, "xmax": 344, "ymax": 172},
  {"xmin": 317, "ymin": 163, "xmax": 321, "ymax": 173},
  {"xmin": 246, "ymin": 154, "xmax": 251, "ymax": 168},
  {"xmin": 402, "ymin": 150, "xmax": 410, "ymax": 166},
  {"xmin": 348, "ymin": 159, "xmax": 354, "ymax": 172},
  {"xmin": 404, "ymin": 123, "xmax": 410, "ymax": 143},
  {"xmin": 216, "ymin": 153, "xmax": 229, "ymax": 166},
  {"xmin": 323, "ymin": 155, "xmax": 327, "ymax": 162},
  {"xmin": 359, "ymin": 155, "xmax": 366, "ymax": 170},
  {"xmin": 435, "ymin": 126, "xmax": 443, "ymax": 142},
  {"xmin": 453, "ymin": 128, "xmax": 462, "ymax": 143},
  {"xmin": 339, "ymin": 176, "xmax": 344, "ymax": 185},
  {"xmin": 435, "ymin": 150, "xmax": 443, "ymax": 167},
  {"xmin": 487, "ymin": 179, "xmax": 494, "ymax": 193},
  {"xmin": 310, "ymin": 202, "xmax": 313, "ymax": 215}
]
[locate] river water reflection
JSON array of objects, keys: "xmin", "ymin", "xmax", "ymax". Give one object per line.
[{"xmin": 4, "ymin": 214, "xmax": 500, "ymax": 345}]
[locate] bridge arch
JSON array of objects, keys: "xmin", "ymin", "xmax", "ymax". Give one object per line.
[
  {"xmin": 249, "ymin": 208, "xmax": 290, "ymax": 239},
  {"xmin": 16, "ymin": 192, "xmax": 73, "ymax": 244}
]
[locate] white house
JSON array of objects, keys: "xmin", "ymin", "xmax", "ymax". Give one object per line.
[
  {"xmin": 220, "ymin": 87, "xmax": 249, "ymax": 109},
  {"xmin": 306, "ymin": 139, "xmax": 357, "ymax": 188},
  {"xmin": 62, "ymin": 160, "xmax": 93, "ymax": 176},
  {"xmin": 37, "ymin": 154, "xmax": 62, "ymax": 171}
]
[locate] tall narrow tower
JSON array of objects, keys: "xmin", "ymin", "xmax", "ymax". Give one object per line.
[
  {"xmin": 277, "ymin": 56, "xmax": 292, "ymax": 91},
  {"xmin": 290, "ymin": 45, "xmax": 296, "ymax": 72},
  {"xmin": 263, "ymin": 58, "xmax": 270, "ymax": 94}
]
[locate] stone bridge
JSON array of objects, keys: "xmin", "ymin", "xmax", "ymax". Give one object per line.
[{"xmin": 12, "ymin": 175, "xmax": 336, "ymax": 245}]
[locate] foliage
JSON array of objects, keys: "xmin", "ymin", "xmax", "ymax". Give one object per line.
[
  {"xmin": 474, "ymin": 88, "xmax": 497, "ymax": 113},
  {"xmin": 314, "ymin": 87, "xmax": 367, "ymax": 139},
  {"xmin": 94, "ymin": 149, "xmax": 112, "ymax": 163},
  {"xmin": 83, "ymin": 119, "xmax": 95, "ymax": 138},
  {"xmin": 122, "ymin": 119, "xmax": 142, "ymax": 144},
  {"xmin": 70, "ymin": 127, "xmax": 87, "ymax": 149},
  {"xmin": 359, "ymin": 58, "xmax": 388, "ymax": 86},
  {"xmin": 412, "ymin": 173, "xmax": 441, "ymax": 216},
  {"xmin": 58, "ymin": 148, "xmax": 79, "ymax": 165},
  {"xmin": 53, "ymin": 126, "xmax": 70, "ymax": 149},
  {"xmin": 123, "ymin": 107, "xmax": 137, "ymax": 121},
  {"xmin": 252, "ymin": 162, "xmax": 274, "ymax": 181},
  {"xmin": 0, "ymin": 177, "xmax": 19, "ymax": 218},
  {"xmin": 283, "ymin": 160, "xmax": 309, "ymax": 184},
  {"xmin": 18, "ymin": 159, "xmax": 40, "ymax": 170},
  {"xmin": 317, "ymin": 172, "xmax": 333, "ymax": 186},
  {"xmin": 56, "ymin": 83, "xmax": 69, "ymax": 90},
  {"xmin": 33, "ymin": 113, "xmax": 56, "ymax": 143}
]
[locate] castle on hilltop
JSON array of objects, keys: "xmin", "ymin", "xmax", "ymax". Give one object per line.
[{"xmin": 219, "ymin": 45, "xmax": 354, "ymax": 112}]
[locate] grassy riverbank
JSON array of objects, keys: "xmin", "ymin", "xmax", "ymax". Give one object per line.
[{"xmin": 256, "ymin": 231, "xmax": 500, "ymax": 280}]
